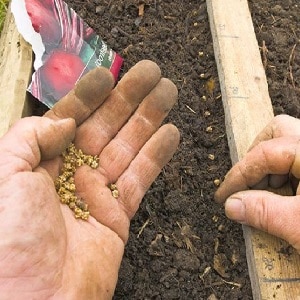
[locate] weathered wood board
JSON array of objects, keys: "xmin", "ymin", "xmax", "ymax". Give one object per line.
[
  {"xmin": 0, "ymin": 4, "xmax": 33, "ymax": 137},
  {"xmin": 207, "ymin": 0, "xmax": 300, "ymax": 299}
]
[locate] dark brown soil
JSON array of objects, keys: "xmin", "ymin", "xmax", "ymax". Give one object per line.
[{"xmin": 42, "ymin": 0, "xmax": 300, "ymax": 298}]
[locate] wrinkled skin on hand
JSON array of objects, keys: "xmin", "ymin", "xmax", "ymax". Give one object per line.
[
  {"xmin": 215, "ymin": 115, "xmax": 300, "ymax": 253},
  {"xmin": 0, "ymin": 60, "xmax": 180, "ymax": 299}
]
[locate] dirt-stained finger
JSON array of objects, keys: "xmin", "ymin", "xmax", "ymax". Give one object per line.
[
  {"xmin": 44, "ymin": 67, "xmax": 115, "ymax": 125},
  {"xmin": 115, "ymin": 124, "xmax": 180, "ymax": 219},
  {"xmin": 215, "ymin": 136, "xmax": 299, "ymax": 203},
  {"xmin": 74, "ymin": 60, "xmax": 162, "ymax": 154},
  {"xmin": 224, "ymin": 190, "xmax": 300, "ymax": 252},
  {"xmin": 249, "ymin": 115, "xmax": 300, "ymax": 150},
  {"xmin": 0, "ymin": 117, "xmax": 75, "ymax": 178},
  {"xmin": 98, "ymin": 77, "xmax": 178, "ymax": 182}
]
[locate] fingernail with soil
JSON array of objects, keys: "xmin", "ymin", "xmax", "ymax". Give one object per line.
[{"xmin": 224, "ymin": 197, "xmax": 246, "ymax": 223}]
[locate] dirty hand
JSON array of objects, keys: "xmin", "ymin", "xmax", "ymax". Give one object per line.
[
  {"xmin": 0, "ymin": 60, "xmax": 179, "ymax": 299},
  {"xmin": 215, "ymin": 115, "xmax": 300, "ymax": 253}
]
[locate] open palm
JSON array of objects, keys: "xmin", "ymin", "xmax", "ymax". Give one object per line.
[{"xmin": 0, "ymin": 60, "xmax": 179, "ymax": 299}]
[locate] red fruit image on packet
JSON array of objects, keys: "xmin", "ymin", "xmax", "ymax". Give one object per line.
[{"xmin": 11, "ymin": 0, "xmax": 123, "ymax": 108}]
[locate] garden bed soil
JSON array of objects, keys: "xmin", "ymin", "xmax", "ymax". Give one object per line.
[{"xmin": 37, "ymin": 0, "xmax": 300, "ymax": 298}]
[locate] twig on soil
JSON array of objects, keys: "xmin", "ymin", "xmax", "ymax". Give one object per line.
[
  {"xmin": 291, "ymin": 27, "xmax": 299, "ymax": 42},
  {"xmin": 260, "ymin": 40, "xmax": 268, "ymax": 70},
  {"xmin": 138, "ymin": 3, "xmax": 144, "ymax": 17},
  {"xmin": 175, "ymin": 221, "xmax": 200, "ymax": 254},
  {"xmin": 221, "ymin": 279, "xmax": 242, "ymax": 288},
  {"xmin": 164, "ymin": 15, "xmax": 177, "ymax": 20},
  {"xmin": 271, "ymin": 15, "xmax": 281, "ymax": 25},
  {"xmin": 205, "ymin": 279, "xmax": 241, "ymax": 289},
  {"xmin": 122, "ymin": 44, "xmax": 134, "ymax": 56},
  {"xmin": 257, "ymin": 24, "xmax": 264, "ymax": 34},
  {"xmin": 185, "ymin": 104, "xmax": 196, "ymax": 114},
  {"xmin": 137, "ymin": 218, "xmax": 150, "ymax": 238},
  {"xmin": 114, "ymin": 26, "xmax": 131, "ymax": 38},
  {"xmin": 199, "ymin": 266, "xmax": 211, "ymax": 281},
  {"xmin": 184, "ymin": 15, "xmax": 190, "ymax": 39},
  {"xmin": 288, "ymin": 43, "xmax": 297, "ymax": 89}
]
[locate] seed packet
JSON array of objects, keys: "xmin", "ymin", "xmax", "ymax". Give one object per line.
[{"xmin": 11, "ymin": 0, "xmax": 123, "ymax": 108}]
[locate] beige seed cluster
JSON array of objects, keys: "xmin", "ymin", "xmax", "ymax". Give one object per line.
[
  {"xmin": 109, "ymin": 183, "xmax": 119, "ymax": 199},
  {"xmin": 55, "ymin": 143, "xmax": 99, "ymax": 220}
]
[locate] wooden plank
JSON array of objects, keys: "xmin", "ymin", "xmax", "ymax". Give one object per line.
[
  {"xmin": 207, "ymin": 0, "xmax": 300, "ymax": 299},
  {"xmin": 0, "ymin": 3, "xmax": 33, "ymax": 137}
]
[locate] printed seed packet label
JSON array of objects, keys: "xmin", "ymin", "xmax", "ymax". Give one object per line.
[{"xmin": 11, "ymin": 0, "xmax": 123, "ymax": 108}]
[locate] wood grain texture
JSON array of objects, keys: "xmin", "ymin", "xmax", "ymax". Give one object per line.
[
  {"xmin": 0, "ymin": 4, "xmax": 33, "ymax": 137},
  {"xmin": 207, "ymin": 0, "xmax": 300, "ymax": 299}
]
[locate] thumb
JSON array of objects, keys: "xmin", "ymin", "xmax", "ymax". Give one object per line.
[
  {"xmin": 225, "ymin": 190, "xmax": 300, "ymax": 251},
  {"xmin": 0, "ymin": 116, "xmax": 76, "ymax": 173}
]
